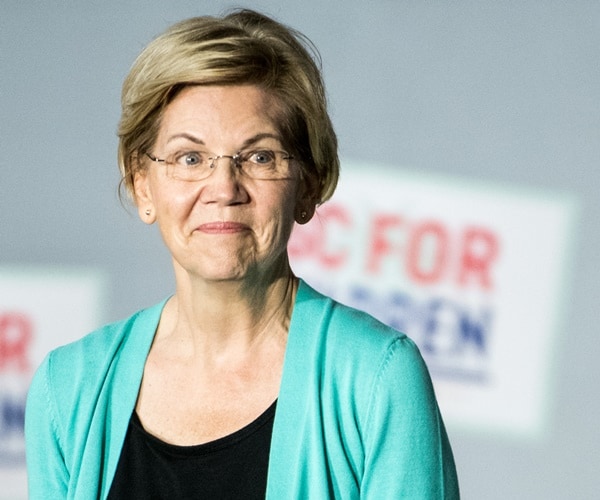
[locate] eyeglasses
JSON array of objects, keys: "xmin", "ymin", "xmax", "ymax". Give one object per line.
[{"xmin": 145, "ymin": 148, "xmax": 295, "ymax": 181}]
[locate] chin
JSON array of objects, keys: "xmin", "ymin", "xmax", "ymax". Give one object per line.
[
  {"xmin": 191, "ymin": 258, "xmax": 254, "ymax": 281},
  {"xmin": 175, "ymin": 247, "xmax": 288, "ymax": 284}
]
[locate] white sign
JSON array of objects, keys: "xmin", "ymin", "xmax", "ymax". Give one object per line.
[
  {"xmin": 0, "ymin": 267, "xmax": 105, "ymax": 499},
  {"xmin": 289, "ymin": 160, "xmax": 577, "ymax": 439}
]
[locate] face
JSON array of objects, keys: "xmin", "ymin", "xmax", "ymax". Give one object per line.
[{"xmin": 134, "ymin": 85, "xmax": 313, "ymax": 284}]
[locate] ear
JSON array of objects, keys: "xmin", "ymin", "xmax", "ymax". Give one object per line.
[
  {"xmin": 294, "ymin": 171, "xmax": 319, "ymax": 224},
  {"xmin": 133, "ymin": 169, "xmax": 156, "ymax": 224},
  {"xmin": 294, "ymin": 202, "xmax": 316, "ymax": 225}
]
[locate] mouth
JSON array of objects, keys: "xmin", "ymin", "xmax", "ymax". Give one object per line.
[{"xmin": 196, "ymin": 221, "xmax": 250, "ymax": 234}]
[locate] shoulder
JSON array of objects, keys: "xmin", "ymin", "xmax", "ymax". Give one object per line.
[
  {"xmin": 29, "ymin": 300, "xmax": 165, "ymax": 407},
  {"xmin": 51, "ymin": 303, "xmax": 159, "ymax": 367},
  {"xmin": 289, "ymin": 281, "xmax": 440, "ymax": 442},
  {"xmin": 292, "ymin": 280, "xmax": 431, "ymax": 411},
  {"xmin": 329, "ymin": 297, "xmax": 431, "ymax": 396},
  {"xmin": 295, "ymin": 279, "xmax": 421, "ymax": 364}
]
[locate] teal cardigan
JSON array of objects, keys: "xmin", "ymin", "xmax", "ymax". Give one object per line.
[{"xmin": 25, "ymin": 280, "xmax": 459, "ymax": 499}]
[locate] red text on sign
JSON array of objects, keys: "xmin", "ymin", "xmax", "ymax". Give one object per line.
[
  {"xmin": 0, "ymin": 312, "xmax": 32, "ymax": 372},
  {"xmin": 289, "ymin": 203, "xmax": 500, "ymax": 290}
]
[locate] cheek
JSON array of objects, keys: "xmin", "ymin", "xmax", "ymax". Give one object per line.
[
  {"xmin": 151, "ymin": 185, "xmax": 200, "ymax": 235},
  {"xmin": 263, "ymin": 188, "xmax": 298, "ymax": 240},
  {"xmin": 151, "ymin": 179, "xmax": 197, "ymax": 212}
]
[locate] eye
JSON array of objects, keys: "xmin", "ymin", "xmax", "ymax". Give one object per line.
[
  {"xmin": 246, "ymin": 149, "xmax": 276, "ymax": 165},
  {"xmin": 174, "ymin": 151, "xmax": 204, "ymax": 168}
]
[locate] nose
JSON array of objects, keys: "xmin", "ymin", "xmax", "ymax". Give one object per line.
[
  {"xmin": 200, "ymin": 154, "xmax": 248, "ymax": 205},
  {"xmin": 209, "ymin": 154, "xmax": 240, "ymax": 171}
]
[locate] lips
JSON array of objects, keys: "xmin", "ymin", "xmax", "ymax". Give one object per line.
[{"xmin": 196, "ymin": 221, "xmax": 249, "ymax": 234}]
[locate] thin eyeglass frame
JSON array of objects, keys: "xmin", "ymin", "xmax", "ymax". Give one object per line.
[{"xmin": 144, "ymin": 150, "xmax": 295, "ymax": 181}]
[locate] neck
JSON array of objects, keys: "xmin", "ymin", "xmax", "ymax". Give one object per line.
[{"xmin": 159, "ymin": 261, "xmax": 298, "ymax": 360}]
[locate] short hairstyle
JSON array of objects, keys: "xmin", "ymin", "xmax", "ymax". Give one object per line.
[{"xmin": 118, "ymin": 9, "xmax": 339, "ymax": 204}]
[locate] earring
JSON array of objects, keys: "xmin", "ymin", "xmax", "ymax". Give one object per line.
[
  {"xmin": 300, "ymin": 210, "xmax": 307, "ymax": 220},
  {"xmin": 145, "ymin": 209, "xmax": 151, "ymax": 216}
]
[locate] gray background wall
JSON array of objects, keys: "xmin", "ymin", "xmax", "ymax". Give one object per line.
[{"xmin": 2, "ymin": 1, "xmax": 599, "ymax": 498}]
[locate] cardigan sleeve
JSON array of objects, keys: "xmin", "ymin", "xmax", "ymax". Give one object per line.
[
  {"xmin": 25, "ymin": 352, "xmax": 70, "ymax": 499},
  {"xmin": 360, "ymin": 336, "xmax": 459, "ymax": 499}
]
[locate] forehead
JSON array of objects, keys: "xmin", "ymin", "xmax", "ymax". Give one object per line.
[{"xmin": 158, "ymin": 85, "xmax": 284, "ymax": 146}]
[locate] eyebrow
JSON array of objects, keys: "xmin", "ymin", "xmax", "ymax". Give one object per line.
[
  {"xmin": 239, "ymin": 133, "xmax": 284, "ymax": 150},
  {"xmin": 164, "ymin": 132, "xmax": 283, "ymax": 150},
  {"xmin": 165, "ymin": 133, "xmax": 205, "ymax": 146}
]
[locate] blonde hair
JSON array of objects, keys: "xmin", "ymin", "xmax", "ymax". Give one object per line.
[{"xmin": 118, "ymin": 9, "xmax": 339, "ymax": 204}]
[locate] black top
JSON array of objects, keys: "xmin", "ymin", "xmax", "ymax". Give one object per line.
[{"xmin": 107, "ymin": 401, "xmax": 276, "ymax": 499}]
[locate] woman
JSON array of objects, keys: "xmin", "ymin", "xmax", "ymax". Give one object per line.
[{"xmin": 25, "ymin": 9, "xmax": 459, "ymax": 499}]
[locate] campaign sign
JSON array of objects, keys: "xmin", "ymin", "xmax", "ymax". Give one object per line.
[
  {"xmin": 289, "ymin": 160, "xmax": 577, "ymax": 439},
  {"xmin": 0, "ymin": 268, "xmax": 104, "ymax": 499}
]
